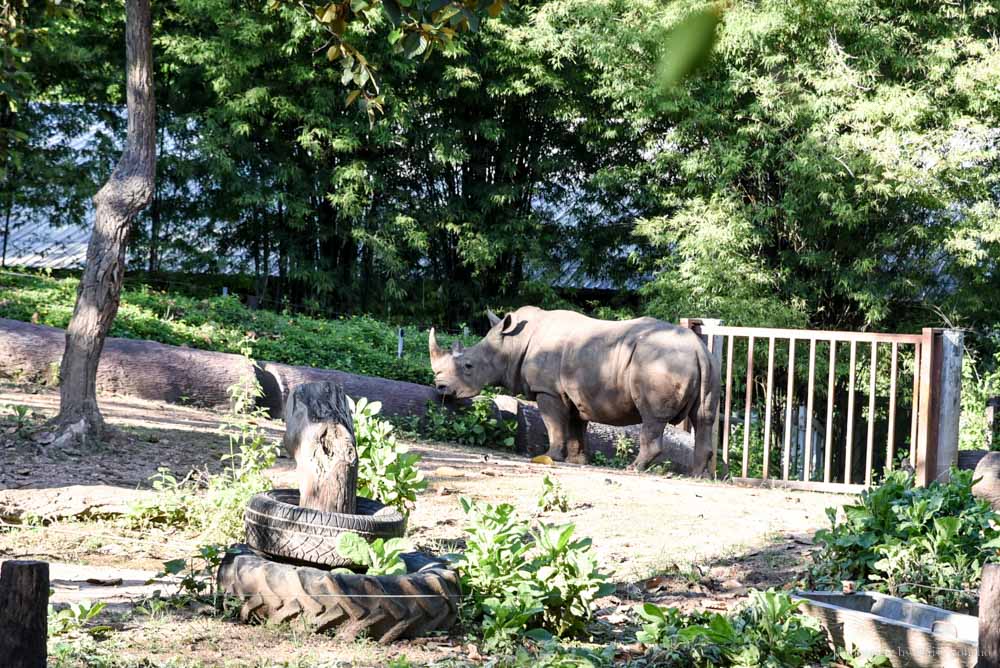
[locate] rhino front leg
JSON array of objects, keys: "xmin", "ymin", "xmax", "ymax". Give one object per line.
[
  {"xmin": 631, "ymin": 419, "xmax": 667, "ymax": 470},
  {"xmin": 537, "ymin": 393, "xmax": 570, "ymax": 462}
]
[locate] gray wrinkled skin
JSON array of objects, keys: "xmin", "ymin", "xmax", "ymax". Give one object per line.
[{"xmin": 429, "ymin": 307, "xmax": 720, "ymax": 475}]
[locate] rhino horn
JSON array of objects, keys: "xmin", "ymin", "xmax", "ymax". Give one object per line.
[
  {"xmin": 487, "ymin": 309, "xmax": 501, "ymax": 328},
  {"xmin": 429, "ymin": 327, "xmax": 445, "ymax": 361}
]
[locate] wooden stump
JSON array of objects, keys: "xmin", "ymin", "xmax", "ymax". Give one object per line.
[
  {"xmin": 283, "ymin": 382, "xmax": 358, "ymax": 514},
  {"xmin": 981, "ymin": 563, "xmax": 1000, "ymax": 668},
  {"xmin": 0, "ymin": 560, "xmax": 50, "ymax": 668}
]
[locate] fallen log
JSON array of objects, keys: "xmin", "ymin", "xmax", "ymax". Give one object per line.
[
  {"xmin": 0, "ymin": 318, "xmax": 694, "ymax": 467},
  {"xmin": 0, "ymin": 317, "xmax": 252, "ymax": 409}
]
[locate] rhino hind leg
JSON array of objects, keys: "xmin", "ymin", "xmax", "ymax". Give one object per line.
[
  {"xmin": 565, "ymin": 417, "xmax": 589, "ymax": 465},
  {"xmin": 632, "ymin": 419, "xmax": 668, "ymax": 470}
]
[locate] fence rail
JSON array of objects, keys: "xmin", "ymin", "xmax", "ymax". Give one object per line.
[{"xmin": 680, "ymin": 319, "xmax": 963, "ymax": 492}]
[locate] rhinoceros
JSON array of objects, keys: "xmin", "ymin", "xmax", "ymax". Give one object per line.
[{"xmin": 428, "ymin": 306, "xmax": 720, "ymax": 475}]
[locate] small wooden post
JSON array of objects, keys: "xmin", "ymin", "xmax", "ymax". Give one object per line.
[
  {"xmin": 0, "ymin": 560, "xmax": 50, "ymax": 668},
  {"xmin": 935, "ymin": 329, "xmax": 963, "ymax": 482},
  {"xmin": 283, "ymin": 382, "xmax": 358, "ymax": 514},
  {"xmin": 988, "ymin": 397, "xmax": 1000, "ymax": 450},
  {"xmin": 916, "ymin": 328, "xmax": 942, "ymax": 487},
  {"xmin": 980, "ymin": 563, "xmax": 1000, "ymax": 668},
  {"xmin": 915, "ymin": 328, "xmax": 963, "ymax": 486}
]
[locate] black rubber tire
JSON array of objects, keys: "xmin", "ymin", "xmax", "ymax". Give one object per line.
[
  {"xmin": 244, "ymin": 489, "xmax": 407, "ymax": 569},
  {"xmin": 217, "ymin": 545, "xmax": 460, "ymax": 642}
]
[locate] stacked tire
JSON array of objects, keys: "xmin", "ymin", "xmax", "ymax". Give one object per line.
[{"xmin": 218, "ymin": 489, "xmax": 461, "ymax": 642}]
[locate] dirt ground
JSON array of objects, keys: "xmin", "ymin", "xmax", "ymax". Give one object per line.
[{"xmin": 0, "ymin": 382, "xmax": 854, "ymax": 667}]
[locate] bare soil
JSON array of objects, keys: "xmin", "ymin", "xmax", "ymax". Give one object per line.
[{"xmin": 0, "ymin": 382, "xmax": 853, "ymax": 667}]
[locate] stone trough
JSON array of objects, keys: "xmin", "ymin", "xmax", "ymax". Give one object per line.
[{"xmin": 793, "ymin": 590, "xmax": 978, "ymax": 668}]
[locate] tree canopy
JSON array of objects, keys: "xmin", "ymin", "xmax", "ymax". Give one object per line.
[{"xmin": 6, "ymin": 0, "xmax": 999, "ymax": 339}]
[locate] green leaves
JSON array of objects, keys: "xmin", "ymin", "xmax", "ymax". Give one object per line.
[
  {"xmin": 411, "ymin": 391, "xmax": 517, "ymax": 449},
  {"xmin": 636, "ymin": 590, "xmax": 842, "ymax": 667},
  {"xmin": 655, "ymin": 6, "xmax": 721, "ymax": 91},
  {"xmin": 267, "ymin": 0, "xmax": 508, "ymax": 117},
  {"xmin": 810, "ymin": 468, "xmax": 1000, "ymax": 612},
  {"xmin": 454, "ymin": 497, "xmax": 614, "ymax": 648},
  {"xmin": 335, "ymin": 532, "xmax": 409, "ymax": 574},
  {"xmin": 537, "ymin": 475, "xmax": 570, "ymax": 513},
  {"xmin": 350, "ymin": 395, "xmax": 428, "ymax": 515}
]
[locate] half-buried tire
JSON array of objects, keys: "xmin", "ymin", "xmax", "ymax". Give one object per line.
[
  {"xmin": 244, "ymin": 489, "xmax": 406, "ymax": 569},
  {"xmin": 218, "ymin": 545, "xmax": 460, "ymax": 642}
]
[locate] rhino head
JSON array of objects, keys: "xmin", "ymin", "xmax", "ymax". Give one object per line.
[{"xmin": 428, "ymin": 310, "xmax": 512, "ymax": 399}]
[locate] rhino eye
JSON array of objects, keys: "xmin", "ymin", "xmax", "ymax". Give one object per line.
[{"xmin": 463, "ymin": 361, "xmax": 473, "ymax": 370}]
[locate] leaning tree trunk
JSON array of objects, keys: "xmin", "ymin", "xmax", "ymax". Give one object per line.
[{"xmin": 55, "ymin": 0, "xmax": 155, "ymax": 445}]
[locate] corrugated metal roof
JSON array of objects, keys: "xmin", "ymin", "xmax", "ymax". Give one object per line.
[
  {"xmin": 1, "ymin": 221, "xmax": 650, "ymax": 292},
  {"xmin": 1, "ymin": 221, "xmax": 90, "ymax": 269}
]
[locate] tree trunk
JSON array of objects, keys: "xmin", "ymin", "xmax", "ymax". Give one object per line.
[
  {"xmin": 1, "ymin": 186, "xmax": 12, "ymax": 267},
  {"xmin": 0, "ymin": 560, "xmax": 49, "ymax": 668},
  {"xmin": 981, "ymin": 563, "xmax": 1000, "ymax": 668},
  {"xmin": 55, "ymin": 0, "xmax": 155, "ymax": 445},
  {"xmin": 283, "ymin": 382, "xmax": 358, "ymax": 514}
]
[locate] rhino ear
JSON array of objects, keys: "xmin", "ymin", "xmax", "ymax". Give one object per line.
[
  {"xmin": 500, "ymin": 313, "xmax": 519, "ymax": 336},
  {"xmin": 487, "ymin": 309, "xmax": 501, "ymax": 328}
]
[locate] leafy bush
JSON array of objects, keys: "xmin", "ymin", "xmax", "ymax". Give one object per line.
[
  {"xmin": 636, "ymin": 590, "xmax": 888, "ymax": 668},
  {"xmin": 409, "ymin": 393, "xmax": 517, "ymax": 449},
  {"xmin": 124, "ymin": 365, "xmax": 280, "ymax": 543},
  {"xmin": 333, "ymin": 532, "xmax": 409, "ymax": 575},
  {"xmin": 809, "ymin": 468, "xmax": 1000, "ymax": 612},
  {"xmin": 49, "ymin": 600, "xmax": 111, "ymax": 640},
  {"xmin": 591, "ymin": 434, "xmax": 637, "ymax": 469},
  {"xmin": 537, "ymin": 475, "xmax": 570, "ymax": 513},
  {"xmin": 454, "ymin": 497, "xmax": 615, "ymax": 650},
  {"xmin": 351, "ymin": 397, "xmax": 427, "ymax": 514}
]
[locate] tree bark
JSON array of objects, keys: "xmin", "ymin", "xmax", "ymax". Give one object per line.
[
  {"xmin": 55, "ymin": 0, "xmax": 155, "ymax": 444},
  {"xmin": 981, "ymin": 563, "xmax": 1000, "ymax": 667},
  {"xmin": 0, "ymin": 560, "xmax": 49, "ymax": 668},
  {"xmin": 283, "ymin": 382, "xmax": 358, "ymax": 514}
]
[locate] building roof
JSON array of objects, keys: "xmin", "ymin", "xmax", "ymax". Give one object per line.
[{"xmin": 2, "ymin": 221, "xmax": 90, "ymax": 269}]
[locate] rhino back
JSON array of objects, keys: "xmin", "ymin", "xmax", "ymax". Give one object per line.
[{"xmin": 510, "ymin": 310, "xmax": 705, "ymax": 424}]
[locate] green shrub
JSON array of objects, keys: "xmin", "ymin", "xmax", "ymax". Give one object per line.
[
  {"xmin": 351, "ymin": 396, "xmax": 427, "ymax": 514},
  {"xmin": 408, "ymin": 392, "xmax": 517, "ymax": 449},
  {"xmin": 333, "ymin": 532, "xmax": 409, "ymax": 575},
  {"xmin": 591, "ymin": 434, "xmax": 637, "ymax": 469},
  {"xmin": 48, "ymin": 600, "xmax": 111, "ymax": 640},
  {"xmin": 636, "ymin": 590, "xmax": 889, "ymax": 668},
  {"xmin": 124, "ymin": 363, "xmax": 279, "ymax": 543},
  {"xmin": 454, "ymin": 497, "xmax": 615, "ymax": 650},
  {"xmin": 537, "ymin": 475, "xmax": 570, "ymax": 513},
  {"xmin": 809, "ymin": 468, "xmax": 1000, "ymax": 612}
]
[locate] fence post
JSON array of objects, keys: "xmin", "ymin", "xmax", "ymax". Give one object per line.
[
  {"xmin": 0, "ymin": 560, "xmax": 49, "ymax": 668},
  {"xmin": 981, "ymin": 563, "xmax": 1000, "ymax": 668},
  {"xmin": 988, "ymin": 397, "xmax": 1000, "ymax": 449},
  {"xmin": 915, "ymin": 328, "xmax": 963, "ymax": 486},
  {"xmin": 680, "ymin": 318, "xmax": 723, "ymax": 477}
]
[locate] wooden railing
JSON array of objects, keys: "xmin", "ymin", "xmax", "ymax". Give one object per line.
[{"xmin": 681, "ymin": 320, "xmax": 963, "ymax": 492}]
